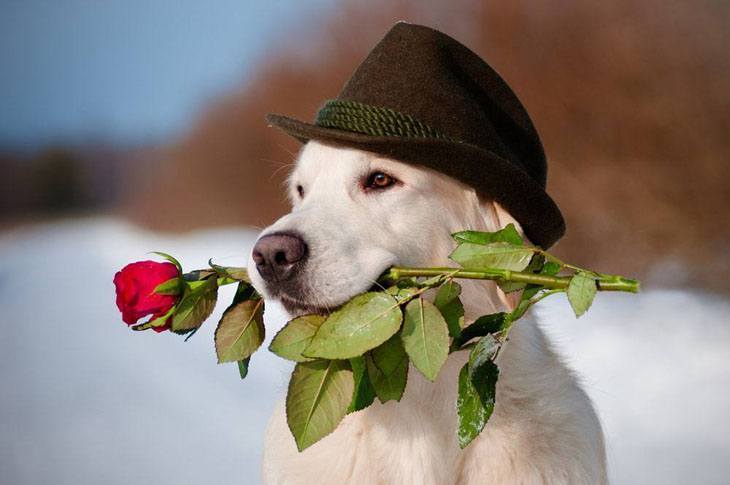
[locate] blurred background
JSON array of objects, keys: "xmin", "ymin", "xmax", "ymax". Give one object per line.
[{"xmin": 1, "ymin": 1, "xmax": 728, "ymax": 484}]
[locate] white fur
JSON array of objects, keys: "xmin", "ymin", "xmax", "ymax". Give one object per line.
[{"xmin": 248, "ymin": 141, "xmax": 607, "ymax": 484}]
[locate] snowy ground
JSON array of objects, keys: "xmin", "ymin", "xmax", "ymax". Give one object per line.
[{"xmin": 0, "ymin": 217, "xmax": 728, "ymax": 484}]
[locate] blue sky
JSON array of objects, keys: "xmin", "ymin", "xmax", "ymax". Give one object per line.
[{"xmin": 0, "ymin": 0, "xmax": 336, "ymax": 150}]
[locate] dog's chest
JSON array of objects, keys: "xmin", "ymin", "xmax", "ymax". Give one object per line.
[
  {"xmin": 262, "ymin": 316, "xmax": 606, "ymax": 484},
  {"xmin": 263, "ymin": 354, "xmax": 471, "ymax": 484}
]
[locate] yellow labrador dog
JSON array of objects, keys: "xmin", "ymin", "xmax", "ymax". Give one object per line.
[{"xmin": 248, "ymin": 140, "xmax": 607, "ymax": 484}]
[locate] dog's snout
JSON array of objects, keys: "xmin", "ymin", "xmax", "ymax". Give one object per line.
[{"xmin": 252, "ymin": 232, "xmax": 307, "ymax": 282}]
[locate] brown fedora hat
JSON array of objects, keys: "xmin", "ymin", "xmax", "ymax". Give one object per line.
[{"xmin": 266, "ymin": 22, "xmax": 565, "ymax": 248}]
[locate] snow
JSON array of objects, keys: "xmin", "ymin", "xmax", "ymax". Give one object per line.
[
  {"xmin": 537, "ymin": 291, "xmax": 730, "ymax": 484},
  {"xmin": 0, "ymin": 217, "xmax": 728, "ymax": 484}
]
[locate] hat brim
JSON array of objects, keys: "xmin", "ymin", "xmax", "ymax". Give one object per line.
[{"xmin": 266, "ymin": 113, "xmax": 565, "ymax": 248}]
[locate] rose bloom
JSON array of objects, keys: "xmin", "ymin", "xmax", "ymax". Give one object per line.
[{"xmin": 114, "ymin": 260, "xmax": 180, "ymax": 332}]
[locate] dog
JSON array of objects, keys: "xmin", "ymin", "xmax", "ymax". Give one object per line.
[{"xmin": 248, "ymin": 140, "xmax": 607, "ymax": 484}]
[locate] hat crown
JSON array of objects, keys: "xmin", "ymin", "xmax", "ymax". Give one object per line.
[
  {"xmin": 336, "ymin": 22, "xmax": 547, "ymax": 186},
  {"xmin": 265, "ymin": 22, "xmax": 565, "ymax": 247}
]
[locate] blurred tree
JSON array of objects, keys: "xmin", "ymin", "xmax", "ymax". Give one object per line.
[
  {"xmin": 32, "ymin": 149, "xmax": 86, "ymax": 212},
  {"xmin": 122, "ymin": 0, "xmax": 730, "ymax": 293}
]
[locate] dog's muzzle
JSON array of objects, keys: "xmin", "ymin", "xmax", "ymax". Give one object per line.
[{"xmin": 251, "ymin": 232, "xmax": 308, "ymax": 284}]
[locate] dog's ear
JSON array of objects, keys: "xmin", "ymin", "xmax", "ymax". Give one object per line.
[
  {"xmin": 477, "ymin": 198, "xmax": 530, "ymax": 245},
  {"xmin": 477, "ymin": 199, "xmax": 529, "ymax": 310},
  {"xmin": 493, "ymin": 202, "xmax": 532, "ymax": 245}
]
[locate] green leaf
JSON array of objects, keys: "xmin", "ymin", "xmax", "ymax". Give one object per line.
[
  {"xmin": 387, "ymin": 286, "xmax": 420, "ymax": 303},
  {"xmin": 420, "ymin": 274, "xmax": 448, "ymax": 288},
  {"xmin": 150, "ymin": 251, "xmax": 182, "ymax": 272},
  {"xmin": 153, "ymin": 277, "xmax": 182, "ymax": 296},
  {"xmin": 303, "ymin": 292, "xmax": 403, "ymax": 360},
  {"xmin": 449, "ymin": 242, "xmax": 535, "ymax": 271},
  {"xmin": 510, "ymin": 297, "xmax": 534, "ymax": 321},
  {"xmin": 468, "ymin": 335, "xmax": 499, "ymax": 382},
  {"xmin": 497, "ymin": 253, "xmax": 546, "ymax": 293},
  {"xmin": 433, "ymin": 280, "xmax": 465, "ymax": 338},
  {"xmin": 238, "ymin": 358, "xmax": 250, "ymax": 379},
  {"xmin": 184, "ymin": 269, "xmax": 217, "ymax": 282},
  {"xmin": 457, "ymin": 364, "xmax": 485, "ymax": 449},
  {"xmin": 508, "ymin": 257, "xmax": 563, "ymax": 320},
  {"xmin": 457, "ymin": 358, "xmax": 498, "ymax": 449},
  {"xmin": 182, "ymin": 327, "xmax": 199, "ymax": 341},
  {"xmin": 567, "ymin": 271, "xmax": 598, "ymax": 317},
  {"xmin": 347, "ymin": 356, "xmax": 376, "ymax": 413},
  {"xmin": 496, "ymin": 279, "xmax": 525, "ymax": 294},
  {"xmin": 451, "ymin": 313, "xmax": 508, "ymax": 350},
  {"xmin": 366, "ymin": 334, "xmax": 408, "ymax": 403},
  {"xmin": 471, "ymin": 359, "xmax": 499, "ymax": 410},
  {"xmin": 286, "ymin": 360, "xmax": 354, "ymax": 451},
  {"xmin": 386, "ymin": 278, "xmax": 420, "ymax": 291},
  {"xmin": 208, "ymin": 259, "xmax": 250, "ymax": 282},
  {"xmin": 401, "ymin": 298, "xmax": 449, "ymax": 381},
  {"xmin": 542, "ymin": 261, "xmax": 562, "ymax": 276},
  {"xmin": 451, "ymin": 223, "xmax": 523, "ymax": 246},
  {"xmin": 230, "ymin": 281, "xmax": 260, "ymax": 304},
  {"xmin": 269, "ymin": 315, "xmax": 325, "ymax": 362},
  {"xmin": 517, "ymin": 258, "xmax": 562, "ymax": 303},
  {"xmin": 214, "ymin": 298, "xmax": 265, "ymax": 363},
  {"xmin": 171, "ymin": 278, "xmax": 218, "ymax": 333}
]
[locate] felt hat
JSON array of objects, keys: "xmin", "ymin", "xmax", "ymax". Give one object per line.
[{"xmin": 266, "ymin": 22, "xmax": 565, "ymax": 248}]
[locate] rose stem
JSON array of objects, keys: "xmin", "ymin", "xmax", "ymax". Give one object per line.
[{"xmin": 383, "ymin": 267, "xmax": 640, "ymax": 293}]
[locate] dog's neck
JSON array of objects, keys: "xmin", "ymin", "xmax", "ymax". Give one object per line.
[
  {"xmin": 459, "ymin": 279, "xmax": 514, "ymax": 323},
  {"xmin": 442, "ymin": 193, "xmax": 523, "ymax": 320}
]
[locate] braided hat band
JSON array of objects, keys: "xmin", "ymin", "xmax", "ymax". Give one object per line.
[{"xmin": 315, "ymin": 100, "xmax": 452, "ymax": 140}]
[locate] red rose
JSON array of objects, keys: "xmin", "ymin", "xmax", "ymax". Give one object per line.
[{"xmin": 113, "ymin": 260, "xmax": 180, "ymax": 332}]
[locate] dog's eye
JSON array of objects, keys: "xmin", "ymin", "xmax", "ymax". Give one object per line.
[
  {"xmin": 296, "ymin": 184, "xmax": 304, "ymax": 198},
  {"xmin": 365, "ymin": 172, "xmax": 396, "ymax": 190}
]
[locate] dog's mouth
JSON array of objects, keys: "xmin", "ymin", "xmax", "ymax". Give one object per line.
[
  {"xmin": 278, "ymin": 293, "xmax": 338, "ymax": 316},
  {"xmin": 275, "ymin": 271, "xmax": 391, "ymax": 317}
]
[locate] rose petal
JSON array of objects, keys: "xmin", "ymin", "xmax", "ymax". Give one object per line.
[{"xmin": 113, "ymin": 260, "xmax": 180, "ymax": 326}]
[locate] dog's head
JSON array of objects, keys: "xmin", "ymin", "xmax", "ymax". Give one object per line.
[{"xmin": 248, "ymin": 141, "xmax": 524, "ymax": 317}]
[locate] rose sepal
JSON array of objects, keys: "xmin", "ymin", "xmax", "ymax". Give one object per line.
[
  {"xmin": 208, "ymin": 259, "xmax": 250, "ymax": 283},
  {"xmin": 149, "ymin": 251, "xmax": 183, "ymax": 273},
  {"xmin": 131, "ymin": 306, "xmax": 176, "ymax": 331},
  {"xmin": 153, "ymin": 277, "xmax": 183, "ymax": 296}
]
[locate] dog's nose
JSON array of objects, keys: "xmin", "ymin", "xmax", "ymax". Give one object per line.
[{"xmin": 252, "ymin": 233, "xmax": 308, "ymax": 282}]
